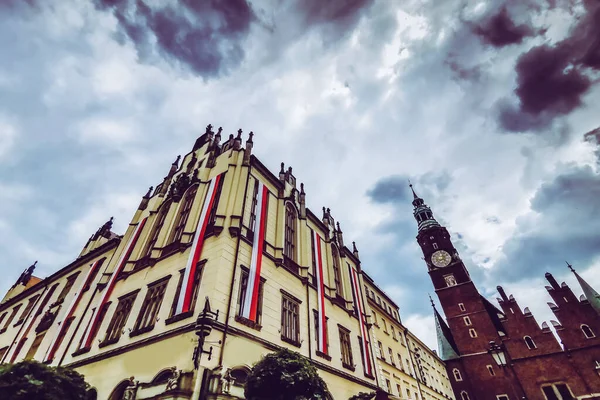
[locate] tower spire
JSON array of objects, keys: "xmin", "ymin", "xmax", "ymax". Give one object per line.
[
  {"xmin": 568, "ymin": 263, "xmax": 600, "ymax": 316},
  {"xmin": 431, "ymin": 299, "xmax": 460, "ymax": 360},
  {"xmin": 409, "ymin": 182, "xmax": 440, "ymax": 232}
]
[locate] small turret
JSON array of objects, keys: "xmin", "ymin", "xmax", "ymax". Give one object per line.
[
  {"xmin": 335, "ymin": 222, "xmax": 344, "ymax": 248},
  {"xmin": 243, "ymin": 131, "xmax": 253, "ymax": 166},
  {"xmin": 298, "ymin": 182, "xmax": 306, "ymax": 218},
  {"xmin": 234, "ymin": 129, "xmax": 242, "ymax": 150}
]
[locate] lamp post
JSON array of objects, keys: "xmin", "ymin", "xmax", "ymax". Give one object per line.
[
  {"xmin": 488, "ymin": 341, "xmax": 527, "ymax": 400},
  {"xmin": 192, "ymin": 297, "xmax": 220, "ymax": 400}
]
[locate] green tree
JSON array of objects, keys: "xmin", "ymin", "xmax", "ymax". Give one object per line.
[
  {"xmin": 0, "ymin": 360, "xmax": 91, "ymax": 400},
  {"xmin": 349, "ymin": 392, "xmax": 376, "ymax": 400},
  {"xmin": 245, "ymin": 348, "xmax": 331, "ymax": 400}
]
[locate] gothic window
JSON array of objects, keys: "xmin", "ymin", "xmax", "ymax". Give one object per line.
[
  {"xmin": 237, "ymin": 269, "xmax": 264, "ymax": 325},
  {"xmin": 310, "ymin": 230, "xmax": 317, "ymax": 285},
  {"xmin": 332, "ymin": 245, "xmax": 343, "ymax": 297},
  {"xmin": 339, "ymin": 326, "xmax": 353, "ymax": 369},
  {"xmin": 469, "ymin": 328, "xmax": 477, "ymax": 338},
  {"xmin": 249, "ymin": 181, "xmax": 259, "ymax": 234},
  {"xmin": 207, "ymin": 177, "xmax": 225, "ymax": 227},
  {"xmin": 281, "ymin": 293, "xmax": 300, "ymax": 345},
  {"xmin": 15, "ymin": 295, "xmax": 40, "ymax": 326},
  {"xmin": 170, "ymin": 186, "xmax": 197, "ymax": 244},
  {"xmin": 463, "ymin": 316, "xmax": 472, "ymax": 326},
  {"xmin": 458, "ymin": 303, "xmax": 466, "ymax": 312},
  {"xmin": 444, "ymin": 275, "xmax": 457, "ymax": 287},
  {"xmin": 313, "ymin": 310, "xmax": 328, "ymax": 352},
  {"xmin": 25, "ymin": 332, "xmax": 46, "ymax": 360},
  {"xmin": 102, "ymin": 292, "xmax": 138, "ymax": 344},
  {"xmin": 284, "ymin": 204, "xmax": 297, "ymax": 261},
  {"xmin": 144, "ymin": 201, "xmax": 171, "ymax": 256},
  {"xmin": 487, "ymin": 365, "xmax": 495, "ymax": 376},
  {"xmin": 524, "ymin": 336, "xmax": 536, "ymax": 349},
  {"xmin": 460, "ymin": 391, "xmax": 470, "ymax": 400},
  {"xmin": 2, "ymin": 304, "xmax": 21, "ymax": 331},
  {"xmin": 57, "ymin": 273, "xmax": 79, "ymax": 304},
  {"xmin": 132, "ymin": 278, "xmax": 169, "ymax": 334},
  {"xmin": 581, "ymin": 324, "xmax": 595, "ymax": 339}
]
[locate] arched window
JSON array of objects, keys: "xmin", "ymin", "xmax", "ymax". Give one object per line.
[
  {"xmin": 582, "ymin": 324, "xmax": 595, "ymax": 339},
  {"xmin": 460, "ymin": 391, "xmax": 470, "ymax": 400},
  {"xmin": 453, "ymin": 368, "xmax": 462, "ymax": 381},
  {"xmin": 331, "ymin": 245, "xmax": 343, "ymax": 297},
  {"xmin": 524, "ymin": 336, "xmax": 536, "ymax": 349},
  {"xmin": 284, "ymin": 204, "xmax": 297, "ymax": 261},
  {"xmin": 170, "ymin": 185, "xmax": 198, "ymax": 244},
  {"xmin": 144, "ymin": 201, "xmax": 171, "ymax": 257}
]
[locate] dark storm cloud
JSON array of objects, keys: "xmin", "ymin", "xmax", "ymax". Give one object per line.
[
  {"xmin": 296, "ymin": 0, "xmax": 374, "ymax": 35},
  {"xmin": 494, "ymin": 163, "xmax": 600, "ymax": 282},
  {"xmin": 367, "ymin": 175, "xmax": 411, "ymax": 204},
  {"xmin": 93, "ymin": 0, "xmax": 254, "ymax": 78},
  {"xmin": 472, "ymin": 7, "xmax": 534, "ymax": 47},
  {"xmin": 497, "ymin": 1, "xmax": 600, "ymax": 133}
]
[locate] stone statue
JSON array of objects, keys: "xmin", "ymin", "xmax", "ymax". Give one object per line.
[
  {"xmin": 165, "ymin": 367, "xmax": 181, "ymax": 391},
  {"xmin": 122, "ymin": 377, "xmax": 138, "ymax": 400},
  {"xmin": 221, "ymin": 368, "xmax": 232, "ymax": 394}
]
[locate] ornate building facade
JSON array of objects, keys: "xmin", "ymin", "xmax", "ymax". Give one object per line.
[
  {"xmin": 0, "ymin": 126, "xmax": 454, "ymax": 400},
  {"xmin": 410, "ymin": 185, "xmax": 600, "ymax": 400}
]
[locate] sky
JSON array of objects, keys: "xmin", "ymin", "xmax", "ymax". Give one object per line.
[{"xmin": 0, "ymin": 0, "xmax": 599, "ymax": 352}]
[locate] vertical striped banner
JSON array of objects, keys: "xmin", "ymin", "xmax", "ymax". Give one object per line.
[
  {"xmin": 350, "ymin": 266, "xmax": 372, "ymax": 376},
  {"xmin": 44, "ymin": 259, "xmax": 102, "ymax": 362},
  {"xmin": 313, "ymin": 231, "xmax": 328, "ymax": 354},
  {"xmin": 81, "ymin": 218, "xmax": 147, "ymax": 348},
  {"xmin": 175, "ymin": 174, "xmax": 223, "ymax": 315},
  {"xmin": 4, "ymin": 287, "xmax": 48, "ymax": 363},
  {"xmin": 241, "ymin": 181, "xmax": 269, "ymax": 321}
]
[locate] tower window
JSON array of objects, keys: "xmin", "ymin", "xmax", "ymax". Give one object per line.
[
  {"xmin": 487, "ymin": 365, "xmax": 495, "ymax": 376},
  {"xmin": 541, "ymin": 384, "xmax": 574, "ymax": 400},
  {"xmin": 582, "ymin": 324, "xmax": 595, "ymax": 339},
  {"xmin": 444, "ymin": 275, "xmax": 457, "ymax": 287},
  {"xmin": 458, "ymin": 303, "xmax": 466, "ymax": 312},
  {"xmin": 497, "ymin": 396, "xmax": 509, "ymax": 400},
  {"xmin": 524, "ymin": 336, "xmax": 536, "ymax": 349},
  {"xmin": 331, "ymin": 245, "xmax": 343, "ymax": 297},
  {"xmin": 284, "ymin": 204, "xmax": 297, "ymax": 262},
  {"xmin": 469, "ymin": 328, "xmax": 477, "ymax": 338},
  {"xmin": 432, "ymin": 243, "xmax": 438, "ymax": 250},
  {"xmin": 453, "ymin": 368, "xmax": 462, "ymax": 381},
  {"xmin": 463, "ymin": 316, "xmax": 472, "ymax": 326},
  {"xmin": 461, "ymin": 392, "xmax": 470, "ymax": 400}
]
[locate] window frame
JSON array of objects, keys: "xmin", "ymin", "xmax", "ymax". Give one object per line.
[
  {"xmin": 236, "ymin": 267, "xmax": 265, "ymax": 329},
  {"xmin": 144, "ymin": 201, "xmax": 171, "ymax": 257},
  {"xmin": 331, "ymin": 244, "xmax": 343, "ymax": 297},
  {"xmin": 524, "ymin": 335, "xmax": 536, "ymax": 349},
  {"xmin": 581, "ymin": 324, "xmax": 595, "ymax": 339},
  {"xmin": 170, "ymin": 186, "xmax": 198, "ymax": 244},
  {"xmin": 338, "ymin": 325, "xmax": 354, "ymax": 370},
  {"xmin": 131, "ymin": 277, "xmax": 170, "ymax": 336},
  {"xmin": 100, "ymin": 291, "xmax": 138, "ymax": 346},
  {"xmin": 284, "ymin": 203, "xmax": 297, "ymax": 262},
  {"xmin": 280, "ymin": 291, "xmax": 301, "ymax": 346},
  {"xmin": 453, "ymin": 368, "xmax": 462, "ymax": 382}
]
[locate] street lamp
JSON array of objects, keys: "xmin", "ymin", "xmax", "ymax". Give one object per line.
[
  {"xmin": 193, "ymin": 297, "xmax": 219, "ymax": 368},
  {"xmin": 489, "ymin": 341, "xmax": 507, "ymax": 367}
]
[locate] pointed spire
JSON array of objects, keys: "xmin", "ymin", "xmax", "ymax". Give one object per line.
[
  {"xmin": 144, "ymin": 186, "xmax": 153, "ymax": 198},
  {"xmin": 568, "ymin": 263, "xmax": 600, "ymax": 316},
  {"xmin": 409, "ymin": 182, "xmax": 440, "ymax": 232},
  {"xmin": 169, "ymin": 155, "xmax": 181, "ymax": 176},
  {"xmin": 432, "ymin": 300, "xmax": 460, "ymax": 360}
]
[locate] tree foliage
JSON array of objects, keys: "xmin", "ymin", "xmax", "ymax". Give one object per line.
[
  {"xmin": 244, "ymin": 348, "xmax": 330, "ymax": 400},
  {"xmin": 349, "ymin": 392, "xmax": 376, "ymax": 400},
  {"xmin": 0, "ymin": 360, "xmax": 91, "ymax": 400}
]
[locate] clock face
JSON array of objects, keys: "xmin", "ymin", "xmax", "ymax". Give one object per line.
[{"xmin": 431, "ymin": 250, "xmax": 452, "ymax": 268}]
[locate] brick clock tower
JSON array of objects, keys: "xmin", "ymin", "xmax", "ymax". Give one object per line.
[{"xmin": 410, "ymin": 185, "xmax": 600, "ymax": 400}]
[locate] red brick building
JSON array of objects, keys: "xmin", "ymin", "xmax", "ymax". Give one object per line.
[{"xmin": 410, "ymin": 185, "xmax": 600, "ymax": 400}]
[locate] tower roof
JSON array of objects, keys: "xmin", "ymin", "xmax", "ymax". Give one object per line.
[
  {"xmin": 431, "ymin": 298, "xmax": 459, "ymax": 360},
  {"xmin": 409, "ymin": 183, "xmax": 441, "ymax": 232},
  {"xmin": 569, "ymin": 262, "xmax": 600, "ymax": 316}
]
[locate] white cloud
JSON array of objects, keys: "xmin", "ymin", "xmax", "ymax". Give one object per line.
[{"xmin": 0, "ymin": 114, "xmax": 18, "ymax": 160}]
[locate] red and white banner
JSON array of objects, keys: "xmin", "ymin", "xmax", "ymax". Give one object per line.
[
  {"xmin": 313, "ymin": 231, "xmax": 328, "ymax": 354},
  {"xmin": 241, "ymin": 181, "xmax": 269, "ymax": 321},
  {"xmin": 81, "ymin": 218, "xmax": 147, "ymax": 348},
  {"xmin": 175, "ymin": 174, "xmax": 223, "ymax": 315},
  {"xmin": 350, "ymin": 266, "xmax": 372, "ymax": 376},
  {"xmin": 44, "ymin": 259, "xmax": 102, "ymax": 362}
]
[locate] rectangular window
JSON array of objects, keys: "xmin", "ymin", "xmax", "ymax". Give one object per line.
[
  {"xmin": 458, "ymin": 303, "xmax": 466, "ymax": 312},
  {"xmin": 433, "ymin": 243, "xmax": 439, "ymax": 249},
  {"xmin": 170, "ymin": 269, "xmax": 185, "ymax": 317},
  {"xmin": 15, "ymin": 295, "xmax": 40, "ymax": 326},
  {"xmin": 249, "ymin": 180, "xmax": 259, "ymax": 234},
  {"xmin": 542, "ymin": 387, "xmax": 559, "ymax": 400},
  {"xmin": 132, "ymin": 278, "xmax": 169, "ymax": 334},
  {"xmin": 170, "ymin": 262, "xmax": 205, "ymax": 317},
  {"xmin": 281, "ymin": 293, "xmax": 300, "ymax": 345},
  {"xmin": 237, "ymin": 269, "xmax": 264, "ymax": 325},
  {"xmin": 2, "ymin": 304, "xmax": 22, "ymax": 331},
  {"xmin": 497, "ymin": 396, "xmax": 509, "ymax": 400},
  {"xmin": 391, "ymin": 325, "xmax": 397, "ymax": 340},
  {"xmin": 385, "ymin": 379, "xmax": 391, "ymax": 392},
  {"xmin": 284, "ymin": 205, "xmax": 297, "ymax": 261},
  {"xmin": 397, "ymin": 353, "xmax": 404, "ymax": 370},
  {"xmin": 208, "ymin": 176, "xmax": 225, "ymax": 226},
  {"xmin": 171, "ymin": 187, "xmax": 197, "ymax": 244},
  {"xmin": 145, "ymin": 204, "xmax": 170, "ymax": 257},
  {"xmin": 469, "ymin": 328, "xmax": 477, "ymax": 338},
  {"xmin": 382, "ymin": 318, "xmax": 388, "ymax": 333},
  {"xmin": 396, "ymin": 384, "xmax": 401, "ymax": 396},
  {"xmin": 25, "ymin": 332, "xmax": 46, "ymax": 360},
  {"xmin": 406, "ymin": 389, "xmax": 411, "ymax": 399},
  {"xmin": 310, "ymin": 229, "xmax": 317, "ymax": 285},
  {"xmin": 102, "ymin": 292, "xmax": 137, "ymax": 345},
  {"xmin": 339, "ymin": 326, "xmax": 353, "ymax": 369},
  {"xmin": 388, "ymin": 348, "xmax": 395, "ymax": 366},
  {"xmin": 313, "ymin": 310, "xmax": 328, "ymax": 352},
  {"xmin": 464, "ymin": 316, "xmax": 472, "ymax": 326},
  {"xmin": 57, "ymin": 273, "xmax": 79, "ymax": 304}
]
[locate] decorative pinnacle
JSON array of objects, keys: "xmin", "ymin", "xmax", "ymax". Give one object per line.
[
  {"xmin": 428, "ymin": 294, "xmax": 435, "ymax": 308},
  {"xmin": 352, "ymin": 241, "xmax": 358, "ymax": 252},
  {"xmin": 280, "ymin": 162, "xmax": 285, "ymax": 173},
  {"xmin": 144, "ymin": 186, "xmax": 153, "ymax": 198},
  {"xmin": 300, "ymin": 182, "xmax": 305, "ymax": 194},
  {"xmin": 566, "ymin": 261, "xmax": 575, "ymax": 272},
  {"xmin": 236, "ymin": 129, "xmax": 242, "ymax": 139},
  {"xmin": 336, "ymin": 221, "xmax": 341, "ymax": 232},
  {"xmin": 173, "ymin": 155, "xmax": 181, "ymax": 166},
  {"xmin": 248, "ymin": 131, "xmax": 254, "ymax": 143},
  {"xmin": 408, "ymin": 179, "xmax": 419, "ymax": 200},
  {"xmin": 205, "ymin": 124, "xmax": 213, "ymax": 134},
  {"xmin": 217, "ymin": 127, "xmax": 223, "ymax": 135}
]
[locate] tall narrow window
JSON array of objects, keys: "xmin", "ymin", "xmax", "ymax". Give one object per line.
[
  {"xmin": 57, "ymin": 273, "xmax": 79, "ymax": 303},
  {"xmin": 102, "ymin": 292, "xmax": 137, "ymax": 345},
  {"xmin": 237, "ymin": 269, "xmax": 264, "ymax": 325},
  {"xmin": 145, "ymin": 202, "xmax": 171, "ymax": 256},
  {"xmin": 487, "ymin": 365, "xmax": 495, "ymax": 376},
  {"xmin": 132, "ymin": 278, "xmax": 169, "ymax": 334},
  {"xmin": 339, "ymin": 326, "xmax": 353, "ymax": 369},
  {"xmin": 382, "ymin": 319, "xmax": 388, "ymax": 333},
  {"xmin": 582, "ymin": 324, "xmax": 595, "ymax": 339},
  {"xmin": 391, "ymin": 325, "xmax": 397, "ymax": 340},
  {"xmin": 458, "ymin": 303, "xmax": 466, "ymax": 312},
  {"xmin": 25, "ymin": 332, "xmax": 46, "ymax": 360},
  {"xmin": 310, "ymin": 229, "xmax": 317, "ymax": 285},
  {"xmin": 469, "ymin": 328, "xmax": 477, "ymax": 338},
  {"xmin": 313, "ymin": 310, "xmax": 328, "ymax": 353},
  {"xmin": 461, "ymin": 391, "xmax": 470, "ymax": 400},
  {"xmin": 541, "ymin": 384, "xmax": 574, "ymax": 400},
  {"xmin": 170, "ymin": 269, "xmax": 185, "ymax": 317},
  {"xmin": 524, "ymin": 336, "xmax": 536, "ymax": 349},
  {"xmin": 284, "ymin": 204, "xmax": 297, "ymax": 261},
  {"xmin": 378, "ymin": 341, "xmax": 384, "ymax": 359},
  {"xmin": 0, "ymin": 313, "xmax": 6, "ymax": 329},
  {"xmin": 249, "ymin": 181, "xmax": 259, "ymax": 234},
  {"xmin": 388, "ymin": 348, "xmax": 395, "ymax": 365},
  {"xmin": 331, "ymin": 245, "xmax": 343, "ymax": 297},
  {"xmin": 453, "ymin": 368, "xmax": 462, "ymax": 381},
  {"xmin": 464, "ymin": 316, "xmax": 472, "ymax": 326},
  {"xmin": 208, "ymin": 177, "xmax": 225, "ymax": 227},
  {"xmin": 0, "ymin": 346, "xmax": 8, "ymax": 360},
  {"xmin": 170, "ymin": 186, "xmax": 197, "ymax": 244},
  {"xmin": 281, "ymin": 293, "xmax": 300, "ymax": 345},
  {"xmin": 1, "ymin": 304, "xmax": 22, "ymax": 331},
  {"xmin": 15, "ymin": 295, "xmax": 40, "ymax": 326}
]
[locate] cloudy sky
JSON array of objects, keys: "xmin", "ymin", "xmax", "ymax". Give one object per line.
[{"xmin": 1, "ymin": 0, "xmax": 599, "ymax": 351}]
